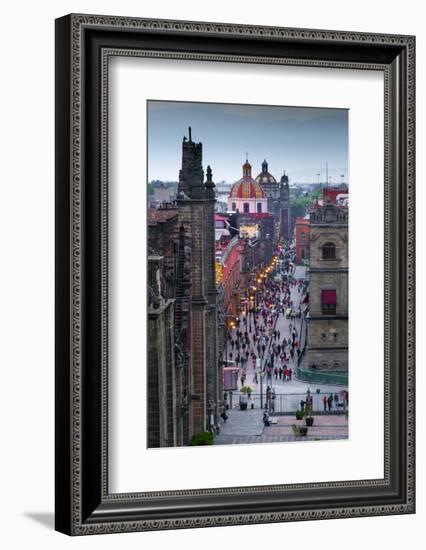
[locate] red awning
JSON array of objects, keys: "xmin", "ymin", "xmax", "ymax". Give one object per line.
[{"xmin": 321, "ymin": 290, "xmax": 336, "ymax": 305}]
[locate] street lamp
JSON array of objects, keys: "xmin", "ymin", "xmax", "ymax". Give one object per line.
[{"xmin": 260, "ymin": 371, "xmax": 265, "ymax": 409}]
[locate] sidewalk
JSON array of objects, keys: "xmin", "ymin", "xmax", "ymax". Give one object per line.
[{"xmin": 215, "ymin": 414, "xmax": 348, "ymax": 445}]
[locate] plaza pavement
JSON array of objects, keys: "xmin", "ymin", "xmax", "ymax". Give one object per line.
[{"xmin": 215, "ymin": 412, "xmax": 348, "ymax": 445}]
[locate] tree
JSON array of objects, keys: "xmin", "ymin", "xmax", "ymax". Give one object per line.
[{"xmin": 290, "ymin": 190, "xmax": 322, "ymax": 223}]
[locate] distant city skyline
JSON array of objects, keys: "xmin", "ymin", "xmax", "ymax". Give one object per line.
[{"xmin": 147, "ymin": 100, "xmax": 349, "ymax": 185}]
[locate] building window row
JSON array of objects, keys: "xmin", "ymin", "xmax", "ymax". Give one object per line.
[{"xmin": 232, "ymin": 202, "xmax": 263, "ymax": 213}]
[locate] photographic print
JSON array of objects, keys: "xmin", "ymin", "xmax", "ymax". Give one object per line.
[{"xmin": 147, "ymin": 100, "xmax": 349, "ymax": 448}]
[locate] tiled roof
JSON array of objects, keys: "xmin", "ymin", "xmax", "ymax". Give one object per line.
[{"xmin": 229, "ymin": 177, "xmax": 266, "ymax": 199}]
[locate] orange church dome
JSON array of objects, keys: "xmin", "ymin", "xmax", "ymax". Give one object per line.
[
  {"xmin": 229, "ymin": 158, "xmax": 266, "ymax": 199},
  {"xmin": 229, "ymin": 178, "xmax": 266, "ymax": 199}
]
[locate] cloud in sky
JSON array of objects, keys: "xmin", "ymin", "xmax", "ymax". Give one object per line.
[{"xmin": 147, "ymin": 100, "xmax": 348, "ymax": 184}]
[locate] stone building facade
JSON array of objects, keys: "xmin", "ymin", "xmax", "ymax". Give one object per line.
[
  {"xmin": 147, "ymin": 208, "xmax": 180, "ymax": 447},
  {"xmin": 278, "ymin": 171, "xmax": 291, "ymax": 240},
  {"xmin": 147, "ymin": 255, "xmax": 177, "ymax": 447},
  {"xmin": 147, "ymin": 128, "xmax": 221, "ymax": 447},
  {"xmin": 254, "ymin": 160, "xmax": 291, "ymax": 240},
  {"xmin": 255, "ymin": 159, "xmax": 279, "ymax": 214},
  {"xmin": 306, "ymin": 201, "xmax": 348, "ymax": 371},
  {"xmin": 295, "ymin": 215, "xmax": 310, "ymax": 263},
  {"xmin": 228, "ymin": 159, "xmax": 268, "ymax": 214}
]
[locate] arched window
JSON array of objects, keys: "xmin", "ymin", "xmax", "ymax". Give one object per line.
[
  {"xmin": 231, "ymin": 202, "xmax": 236, "ymax": 211},
  {"xmin": 257, "ymin": 202, "xmax": 262, "ymax": 213},
  {"xmin": 322, "ymin": 242, "xmax": 336, "ymax": 259},
  {"xmin": 301, "ymin": 231, "xmax": 305, "ymax": 241},
  {"xmin": 243, "ymin": 202, "xmax": 250, "ymax": 213}
]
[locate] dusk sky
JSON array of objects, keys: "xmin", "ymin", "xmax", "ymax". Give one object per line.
[{"xmin": 147, "ymin": 101, "xmax": 348, "ymax": 185}]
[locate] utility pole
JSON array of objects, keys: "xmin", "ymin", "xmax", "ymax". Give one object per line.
[{"xmin": 325, "ymin": 161, "xmax": 328, "ymax": 188}]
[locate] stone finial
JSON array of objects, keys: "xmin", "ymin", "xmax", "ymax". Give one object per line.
[
  {"xmin": 205, "ymin": 165, "xmax": 215, "ymax": 197},
  {"xmin": 206, "ymin": 165, "xmax": 215, "ymax": 187}
]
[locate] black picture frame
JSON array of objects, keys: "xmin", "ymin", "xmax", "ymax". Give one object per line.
[{"xmin": 55, "ymin": 13, "xmax": 415, "ymax": 535}]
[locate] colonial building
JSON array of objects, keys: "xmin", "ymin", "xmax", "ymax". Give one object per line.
[
  {"xmin": 237, "ymin": 212, "xmax": 275, "ymax": 268},
  {"xmin": 278, "ymin": 171, "xmax": 291, "ymax": 240},
  {"xmin": 217, "ymin": 235, "xmax": 244, "ymax": 318},
  {"xmin": 255, "ymin": 159, "xmax": 279, "ymax": 213},
  {"xmin": 147, "ymin": 128, "xmax": 221, "ymax": 447},
  {"xmin": 295, "ymin": 215, "xmax": 310, "ymax": 263},
  {"xmin": 228, "ymin": 159, "xmax": 268, "ymax": 214},
  {"xmin": 306, "ymin": 198, "xmax": 348, "ymax": 371},
  {"xmin": 254, "ymin": 160, "xmax": 291, "ymax": 240}
]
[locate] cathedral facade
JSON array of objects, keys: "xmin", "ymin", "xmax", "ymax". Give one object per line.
[
  {"xmin": 227, "ymin": 158, "xmax": 291, "ymax": 241},
  {"xmin": 147, "ymin": 128, "xmax": 221, "ymax": 447}
]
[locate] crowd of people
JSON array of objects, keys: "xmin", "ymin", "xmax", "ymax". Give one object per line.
[
  {"xmin": 220, "ymin": 244, "xmax": 350, "ymax": 427},
  {"xmin": 225, "ymin": 248, "xmax": 307, "ymax": 392},
  {"xmin": 299, "ymin": 389, "xmax": 349, "ymax": 412}
]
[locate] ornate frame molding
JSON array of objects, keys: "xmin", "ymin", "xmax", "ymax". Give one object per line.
[{"xmin": 55, "ymin": 14, "xmax": 415, "ymax": 535}]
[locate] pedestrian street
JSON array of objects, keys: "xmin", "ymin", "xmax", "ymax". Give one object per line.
[{"xmin": 218, "ymin": 251, "xmax": 349, "ymax": 443}]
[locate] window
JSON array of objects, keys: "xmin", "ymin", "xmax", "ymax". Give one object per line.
[
  {"xmin": 322, "ymin": 242, "xmax": 336, "ymax": 259},
  {"xmin": 243, "ymin": 202, "xmax": 250, "ymax": 213},
  {"xmin": 322, "ymin": 303, "xmax": 336, "ymax": 315},
  {"xmin": 321, "ymin": 289, "xmax": 336, "ymax": 315},
  {"xmin": 257, "ymin": 202, "xmax": 262, "ymax": 213},
  {"xmin": 232, "ymin": 202, "xmax": 236, "ymax": 211},
  {"xmin": 301, "ymin": 231, "xmax": 305, "ymax": 241}
]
